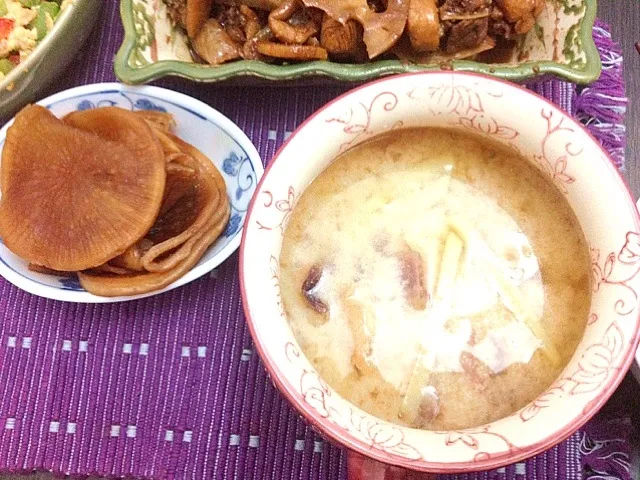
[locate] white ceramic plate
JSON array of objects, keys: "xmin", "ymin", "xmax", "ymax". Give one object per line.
[{"xmin": 0, "ymin": 83, "xmax": 263, "ymax": 302}]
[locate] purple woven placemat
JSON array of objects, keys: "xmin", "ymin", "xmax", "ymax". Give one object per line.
[{"xmin": 0, "ymin": 2, "xmax": 630, "ymax": 479}]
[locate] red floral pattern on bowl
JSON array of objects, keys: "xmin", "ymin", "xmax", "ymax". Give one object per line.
[{"xmin": 239, "ymin": 72, "xmax": 640, "ymax": 474}]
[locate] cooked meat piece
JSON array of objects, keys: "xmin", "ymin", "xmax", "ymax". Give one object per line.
[
  {"xmin": 192, "ymin": 18, "xmax": 241, "ymax": 64},
  {"xmin": 241, "ymin": 5, "xmax": 262, "ymax": 39},
  {"xmin": 444, "ymin": 17, "xmax": 488, "ymax": 53},
  {"xmin": 242, "ymin": 26, "xmax": 273, "ymax": 60},
  {"xmin": 413, "ymin": 386, "xmax": 440, "ymax": 428},
  {"xmin": 302, "ymin": 0, "xmax": 409, "ymax": 59},
  {"xmin": 460, "ymin": 351, "xmax": 492, "ymax": 390},
  {"xmin": 440, "ymin": 0, "xmax": 491, "ymax": 21},
  {"xmin": 407, "ymin": 0, "xmax": 441, "ymax": 52},
  {"xmin": 269, "ymin": 0, "xmax": 318, "ymax": 44},
  {"xmin": 242, "ymin": 25, "xmax": 275, "ymax": 59},
  {"xmin": 475, "ymin": 36, "xmax": 515, "ymax": 63},
  {"xmin": 163, "ymin": 0, "xmax": 214, "ymax": 37},
  {"xmin": 393, "ymin": 34, "xmax": 494, "ymax": 63},
  {"xmin": 489, "ymin": 20, "xmax": 512, "ymax": 39},
  {"xmin": 217, "ymin": 5, "xmax": 249, "ymax": 43},
  {"xmin": 302, "ymin": 265, "xmax": 329, "ymax": 314},
  {"xmin": 320, "ymin": 16, "xmax": 365, "ymax": 58},
  {"xmin": 496, "ymin": 0, "xmax": 544, "ymax": 22},
  {"xmin": 488, "ymin": 6, "xmax": 514, "ymax": 39},
  {"xmin": 398, "ymin": 246, "xmax": 428, "ymax": 310},
  {"xmin": 367, "ymin": 0, "xmax": 387, "ymax": 12}
]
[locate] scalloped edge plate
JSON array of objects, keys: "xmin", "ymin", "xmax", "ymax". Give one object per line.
[{"xmin": 114, "ymin": 0, "xmax": 602, "ymax": 85}]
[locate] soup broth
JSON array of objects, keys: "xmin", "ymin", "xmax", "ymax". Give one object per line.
[{"xmin": 279, "ymin": 128, "xmax": 591, "ymax": 430}]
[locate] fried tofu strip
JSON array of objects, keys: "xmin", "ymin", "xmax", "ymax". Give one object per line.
[
  {"xmin": 398, "ymin": 230, "xmax": 462, "ymax": 425},
  {"xmin": 398, "ymin": 244, "xmax": 428, "ymax": 310},
  {"xmin": 342, "ymin": 289, "xmax": 376, "ymax": 375}
]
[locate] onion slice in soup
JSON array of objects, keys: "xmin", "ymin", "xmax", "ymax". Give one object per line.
[{"xmin": 449, "ymin": 217, "xmax": 561, "ymax": 366}]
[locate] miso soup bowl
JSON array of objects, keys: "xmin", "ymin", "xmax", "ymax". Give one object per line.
[{"xmin": 239, "ymin": 71, "xmax": 640, "ymax": 476}]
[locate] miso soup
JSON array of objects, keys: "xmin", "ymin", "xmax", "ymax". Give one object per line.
[{"xmin": 279, "ymin": 128, "xmax": 591, "ymax": 430}]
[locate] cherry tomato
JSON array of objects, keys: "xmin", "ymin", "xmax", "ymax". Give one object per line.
[{"xmin": 0, "ymin": 18, "xmax": 14, "ymax": 40}]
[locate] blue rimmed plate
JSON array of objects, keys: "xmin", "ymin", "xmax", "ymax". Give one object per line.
[{"xmin": 0, "ymin": 83, "xmax": 263, "ymax": 303}]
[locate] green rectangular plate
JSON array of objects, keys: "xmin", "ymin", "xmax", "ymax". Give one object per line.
[{"xmin": 114, "ymin": 0, "xmax": 601, "ymax": 85}]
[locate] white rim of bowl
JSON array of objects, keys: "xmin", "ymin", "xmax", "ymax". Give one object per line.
[{"xmin": 635, "ymin": 199, "xmax": 640, "ymax": 377}]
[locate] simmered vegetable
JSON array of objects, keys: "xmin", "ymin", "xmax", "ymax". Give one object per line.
[{"xmin": 162, "ymin": 0, "xmax": 545, "ymax": 65}]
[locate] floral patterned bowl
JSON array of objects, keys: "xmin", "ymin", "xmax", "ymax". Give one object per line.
[
  {"xmin": 239, "ymin": 72, "xmax": 640, "ymax": 475},
  {"xmin": 632, "ymin": 199, "xmax": 640, "ymax": 385},
  {"xmin": 115, "ymin": 0, "xmax": 601, "ymax": 85},
  {"xmin": 0, "ymin": 83, "xmax": 263, "ymax": 303}
]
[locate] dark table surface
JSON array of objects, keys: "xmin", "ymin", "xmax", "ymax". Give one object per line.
[
  {"xmin": 599, "ymin": 1, "xmax": 639, "ymax": 195},
  {"xmin": 589, "ymin": 3, "xmax": 640, "ymax": 477},
  {"xmin": 1, "ymin": 2, "xmax": 639, "ymax": 480}
]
